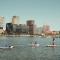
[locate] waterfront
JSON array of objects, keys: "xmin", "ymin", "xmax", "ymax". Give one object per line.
[{"xmin": 0, "ymin": 36, "xmax": 60, "ymax": 60}]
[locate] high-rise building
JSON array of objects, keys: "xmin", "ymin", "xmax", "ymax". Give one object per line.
[
  {"xmin": 0, "ymin": 16, "xmax": 4, "ymax": 34},
  {"xmin": 27, "ymin": 20, "xmax": 34, "ymax": 26},
  {"xmin": 6, "ymin": 23, "xmax": 13, "ymax": 34},
  {"xmin": 0, "ymin": 16, "xmax": 4, "ymax": 29},
  {"xmin": 12, "ymin": 24, "xmax": 29, "ymax": 34},
  {"xmin": 42, "ymin": 25, "xmax": 50, "ymax": 33},
  {"xmin": 12, "ymin": 16, "xmax": 19, "ymax": 24},
  {"xmin": 19, "ymin": 24, "xmax": 29, "ymax": 34},
  {"xmin": 13, "ymin": 24, "xmax": 18, "ymax": 33},
  {"xmin": 27, "ymin": 20, "xmax": 35, "ymax": 35}
]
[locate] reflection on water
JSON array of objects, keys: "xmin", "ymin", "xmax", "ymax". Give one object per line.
[{"xmin": 0, "ymin": 36, "xmax": 60, "ymax": 60}]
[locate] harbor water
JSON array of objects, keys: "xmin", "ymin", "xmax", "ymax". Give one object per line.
[{"xmin": 0, "ymin": 36, "xmax": 60, "ymax": 60}]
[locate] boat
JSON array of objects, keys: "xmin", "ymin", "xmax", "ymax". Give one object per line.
[{"xmin": 0, "ymin": 46, "xmax": 14, "ymax": 49}]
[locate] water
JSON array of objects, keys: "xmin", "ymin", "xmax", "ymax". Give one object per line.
[{"xmin": 0, "ymin": 36, "xmax": 60, "ymax": 60}]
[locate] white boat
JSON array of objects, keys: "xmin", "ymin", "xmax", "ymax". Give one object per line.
[{"xmin": 0, "ymin": 46, "xmax": 14, "ymax": 49}]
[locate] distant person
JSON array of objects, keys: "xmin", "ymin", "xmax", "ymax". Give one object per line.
[
  {"xmin": 9, "ymin": 46, "xmax": 11, "ymax": 48},
  {"xmin": 9, "ymin": 46, "xmax": 14, "ymax": 48},
  {"xmin": 32, "ymin": 41, "xmax": 37, "ymax": 47},
  {"xmin": 35, "ymin": 41, "xmax": 37, "ymax": 44},
  {"xmin": 52, "ymin": 37, "xmax": 55, "ymax": 45},
  {"xmin": 32, "ymin": 41, "xmax": 40, "ymax": 48}
]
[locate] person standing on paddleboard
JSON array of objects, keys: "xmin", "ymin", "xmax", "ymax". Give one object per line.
[{"xmin": 52, "ymin": 37, "xmax": 55, "ymax": 45}]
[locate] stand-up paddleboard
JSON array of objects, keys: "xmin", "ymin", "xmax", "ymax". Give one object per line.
[
  {"xmin": 31, "ymin": 41, "xmax": 40, "ymax": 47},
  {"xmin": 46, "ymin": 45, "xmax": 56, "ymax": 47},
  {"xmin": 0, "ymin": 46, "xmax": 14, "ymax": 49},
  {"xmin": 45, "ymin": 37, "xmax": 57, "ymax": 47},
  {"xmin": 28, "ymin": 43, "xmax": 40, "ymax": 48},
  {"xmin": 31, "ymin": 44, "xmax": 40, "ymax": 48}
]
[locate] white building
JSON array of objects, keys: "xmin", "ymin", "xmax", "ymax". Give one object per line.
[
  {"xmin": 12, "ymin": 16, "xmax": 19, "ymax": 24},
  {"xmin": 0, "ymin": 16, "xmax": 4, "ymax": 34}
]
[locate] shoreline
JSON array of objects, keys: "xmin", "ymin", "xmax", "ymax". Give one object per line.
[{"xmin": 0, "ymin": 34, "xmax": 60, "ymax": 38}]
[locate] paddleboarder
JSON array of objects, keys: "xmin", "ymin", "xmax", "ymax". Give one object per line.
[{"xmin": 52, "ymin": 37, "xmax": 55, "ymax": 45}]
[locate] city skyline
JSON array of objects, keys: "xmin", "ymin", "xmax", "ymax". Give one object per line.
[{"xmin": 0, "ymin": 0, "xmax": 60, "ymax": 31}]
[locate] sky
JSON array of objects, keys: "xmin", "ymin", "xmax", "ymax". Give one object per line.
[{"xmin": 0, "ymin": 0, "xmax": 60, "ymax": 31}]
